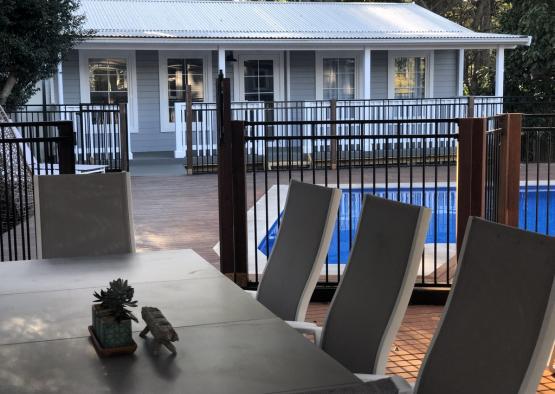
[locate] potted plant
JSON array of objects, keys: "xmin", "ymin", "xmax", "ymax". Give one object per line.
[{"xmin": 91, "ymin": 278, "xmax": 138, "ymax": 350}]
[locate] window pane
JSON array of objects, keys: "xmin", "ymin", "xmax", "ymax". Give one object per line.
[
  {"xmin": 323, "ymin": 89, "xmax": 336, "ymax": 100},
  {"xmin": 323, "ymin": 57, "xmax": 355, "ymax": 99},
  {"xmin": 259, "ymin": 93, "xmax": 274, "ymax": 102},
  {"xmin": 258, "ymin": 77, "xmax": 274, "ymax": 93},
  {"xmin": 90, "ymin": 92, "xmax": 109, "ymax": 104},
  {"xmin": 89, "ymin": 58, "xmax": 128, "ymax": 104},
  {"xmin": 243, "ymin": 59, "xmax": 274, "ymax": 102},
  {"xmin": 394, "ymin": 56, "xmax": 426, "ymax": 99},
  {"xmin": 167, "ymin": 58, "xmax": 204, "ymax": 122},
  {"xmin": 110, "ymin": 92, "xmax": 128, "ymax": 104},
  {"xmin": 245, "ymin": 93, "xmax": 260, "ymax": 102},
  {"xmin": 244, "ymin": 60, "xmax": 259, "ymax": 77},
  {"xmin": 187, "ymin": 59, "xmax": 203, "ymax": 74},
  {"xmin": 90, "ymin": 74, "xmax": 109, "ymax": 92}
]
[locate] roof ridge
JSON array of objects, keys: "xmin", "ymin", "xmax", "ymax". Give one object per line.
[{"xmin": 83, "ymin": 0, "xmax": 413, "ymax": 4}]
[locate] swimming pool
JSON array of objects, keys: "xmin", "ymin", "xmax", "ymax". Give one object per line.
[{"xmin": 258, "ymin": 186, "xmax": 554, "ymax": 264}]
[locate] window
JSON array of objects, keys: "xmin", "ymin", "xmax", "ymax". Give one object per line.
[
  {"xmin": 88, "ymin": 58, "xmax": 128, "ymax": 104},
  {"xmin": 393, "ymin": 57, "xmax": 427, "ymax": 99},
  {"xmin": 243, "ymin": 60, "xmax": 274, "ymax": 102},
  {"xmin": 167, "ymin": 59, "xmax": 204, "ymax": 122},
  {"xmin": 322, "ymin": 58, "xmax": 355, "ymax": 100}
]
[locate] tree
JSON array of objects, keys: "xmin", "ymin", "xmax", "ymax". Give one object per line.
[
  {"xmin": 500, "ymin": 0, "xmax": 555, "ymax": 98},
  {"xmin": 0, "ymin": 0, "xmax": 92, "ymax": 108}
]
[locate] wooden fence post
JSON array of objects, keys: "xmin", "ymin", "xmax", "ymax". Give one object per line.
[
  {"xmin": 217, "ymin": 78, "xmax": 235, "ymax": 279},
  {"xmin": 456, "ymin": 117, "xmax": 486, "ymax": 255},
  {"xmin": 330, "ymin": 99, "xmax": 337, "ymax": 169},
  {"xmin": 58, "ymin": 121, "xmax": 76, "ymax": 174},
  {"xmin": 118, "ymin": 103, "xmax": 129, "ymax": 172},
  {"xmin": 497, "ymin": 113, "xmax": 522, "ymax": 227},
  {"xmin": 231, "ymin": 120, "xmax": 248, "ymax": 287},
  {"xmin": 467, "ymin": 96, "xmax": 475, "ymax": 118},
  {"xmin": 185, "ymin": 85, "xmax": 193, "ymax": 174}
]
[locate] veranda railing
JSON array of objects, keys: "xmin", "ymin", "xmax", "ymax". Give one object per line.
[{"xmin": 175, "ymin": 94, "xmax": 552, "ymax": 173}]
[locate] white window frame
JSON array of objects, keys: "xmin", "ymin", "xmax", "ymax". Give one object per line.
[
  {"xmin": 387, "ymin": 51, "xmax": 434, "ymax": 99},
  {"xmin": 315, "ymin": 51, "xmax": 363, "ymax": 101},
  {"xmin": 234, "ymin": 53, "xmax": 284, "ymax": 102},
  {"xmin": 79, "ymin": 50, "xmax": 139, "ymax": 133},
  {"xmin": 158, "ymin": 51, "xmax": 213, "ymax": 133}
]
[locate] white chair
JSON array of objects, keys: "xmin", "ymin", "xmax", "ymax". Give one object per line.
[
  {"xmin": 34, "ymin": 172, "xmax": 135, "ymax": 259},
  {"xmin": 359, "ymin": 217, "xmax": 555, "ymax": 394},
  {"xmin": 289, "ymin": 195, "xmax": 431, "ymax": 379},
  {"xmin": 252, "ymin": 179, "xmax": 341, "ymax": 322}
]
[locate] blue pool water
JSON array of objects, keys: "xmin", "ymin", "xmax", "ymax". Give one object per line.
[{"xmin": 258, "ymin": 186, "xmax": 554, "ymax": 264}]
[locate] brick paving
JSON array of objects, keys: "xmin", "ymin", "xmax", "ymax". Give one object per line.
[{"xmin": 306, "ymin": 303, "xmax": 554, "ymax": 393}]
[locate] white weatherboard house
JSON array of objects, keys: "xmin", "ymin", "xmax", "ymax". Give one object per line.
[{"xmin": 51, "ymin": 0, "xmax": 530, "ymax": 155}]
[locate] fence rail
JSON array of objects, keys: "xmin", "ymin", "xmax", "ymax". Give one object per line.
[
  {"xmin": 177, "ymin": 95, "xmax": 552, "ymax": 173},
  {"xmin": 0, "ymin": 120, "xmax": 75, "ymax": 261},
  {"xmin": 6, "ymin": 103, "xmax": 129, "ymax": 172},
  {"xmin": 225, "ymin": 116, "xmax": 461, "ymax": 291}
]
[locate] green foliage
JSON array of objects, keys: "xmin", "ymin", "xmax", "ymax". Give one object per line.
[
  {"xmin": 500, "ymin": 0, "xmax": 555, "ymax": 98},
  {"xmin": 93, "ymin": 279, "xmax": 139, "ymax": 323},
  {"xmin": 0, "ymin": 0, "xmax": 93, "ymax": 108}
]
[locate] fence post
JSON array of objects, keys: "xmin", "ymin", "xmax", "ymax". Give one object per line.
[
  {"xmin": 217, "ymin": 77, "xmax": 237, "ymax": 282},
  {"xmin": 330, "ymin": 99, "xmax": 337, "ymax": 169},
  {"xmin": 118, "ymin": 103, "xmax": 129, "ymax": 172},
  {"xmin": 467, "ymin": 96, "xmax": 475, "ymax": 118},
  {"xmin": 58, "ymin": 121, "xmax": 76, "ymax": 174},
  {"xmin": 185, "ymin": 85, "xmax": 194, "ymax": 174},
  {"xmin": 231, "ymin": 120, "xmax": 248, "ymax": 287},
  {"xmin": 456, "ymin": 117, "xmax": 486, "ymax": 255},
  {"xmin": 497, "ymin": 113, "xmax": 522, "ymax": 226}
]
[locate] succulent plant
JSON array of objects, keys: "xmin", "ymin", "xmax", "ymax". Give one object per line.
[{"xmin": 93, "ymin": 278, "xmax": 138, "ymax": 323}]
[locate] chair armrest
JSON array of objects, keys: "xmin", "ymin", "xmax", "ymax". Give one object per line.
[
  {"xmin": 355, "ymin": 374, "xmax": 413, "ymax": 394},
  {"xmin": 244, "ymin": 290, "xmax": 257, "ymax": 299},
  {"xmin": 286, "ymin": 321, "xmax": 323, "ymax": 347}
]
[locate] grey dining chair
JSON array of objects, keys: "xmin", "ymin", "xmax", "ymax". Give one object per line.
[
  {"xmin": 34, "ymin": 172, "xmax": 135, "ymax": 259},
  {"xmin": 289, "ymin": 195, "xmax": 431, "ymax": 377},
  {"xmin": 253, "ymin": 179, "xmax": 342, "ymax": 322},
  {"xmin": 359, "ymin": 217, "xmax": 555, "ymax": 394}
]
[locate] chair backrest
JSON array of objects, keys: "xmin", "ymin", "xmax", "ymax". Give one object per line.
[
  {"xmin": 34, "ymin": 172, "xmax": 135, "ymax": 259},
  {"xmin": 256, "ymin": 180, "xmax": 341, "ymax": 321},
  {"xmin": 414, "ymin": 217, "xmax": 555, "ymax": 394},
  {"xmin": 320, "ymin": 195, "xmax": 431, "ymax": 374}
]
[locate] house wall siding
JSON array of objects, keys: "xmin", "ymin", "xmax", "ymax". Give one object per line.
[
  {"xmin": 371, "ymin": 51, "xmax": 388, "ymax": 99},
  {"xmin": 62, "ymin": 50, "xmax": 80, "ymax": 103},
  {"xmin": 289, "ymin": 51, "xmax": 316, "ymax": 101},
  {"xmin": 433, "ymin": 50, "xmax": 458, "ymax": 97},
  {"xmin": 132, "ymin": 50, "xmax": 170, "ymax": 152}
]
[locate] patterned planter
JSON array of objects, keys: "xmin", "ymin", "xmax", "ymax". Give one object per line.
[{"xmin": 91, "ymin": 305, "xmax": 133, "ymax": 348}]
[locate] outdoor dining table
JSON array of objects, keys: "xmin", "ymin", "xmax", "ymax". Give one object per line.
[{"xmin": 0, "ymin": 249, "xmax": 397, "ymax": 394}]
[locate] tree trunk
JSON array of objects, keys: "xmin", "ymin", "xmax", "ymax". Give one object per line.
[{"xmin": 0, "ymin": 73, "xmax": 18, "ymax": 106}]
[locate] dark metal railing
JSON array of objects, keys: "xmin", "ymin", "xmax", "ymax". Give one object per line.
[
  {"xmin": 0, "ymin": 120, "xmax": 75, "ymax": 261},
  {"xmin": 485, "ymin": 115, "xmax": 503, "ymax": 222},
  {"xmin": 521, "ymin": 114, "xmax": 554, "ymax": 235},
  {"xmin": 242, "ymin": 118, "xmax": 459, "ymax": 290},
  {"xmin": 6, "ymin": 104, "xmax": 129, "ymax": 172}
]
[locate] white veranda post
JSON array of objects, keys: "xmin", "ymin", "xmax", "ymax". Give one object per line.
[
  {"xmin": 495, "ymin": 47, "xmax": 504, "ymax": 97},
  {"xmin": 363, "ymin": 47, "xmax": 371, "ymax": 100},
  {"xmin": 218, "ymin": 47, "xmax": 226, "ymax": 77}
]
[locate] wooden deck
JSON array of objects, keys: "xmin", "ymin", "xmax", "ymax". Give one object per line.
[{"xmin": 131, "ymin": 171, "xmax": 554, "ymax": 393}]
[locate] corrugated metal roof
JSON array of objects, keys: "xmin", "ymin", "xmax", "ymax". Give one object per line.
[{"xmin": 79, "ymin": 1, "xmax": 529, "ymax": 44}]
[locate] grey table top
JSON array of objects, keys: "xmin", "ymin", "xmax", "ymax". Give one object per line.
[{"xmin": 0, "ymin": 249, "xmax": 363, "ymax": 394}]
